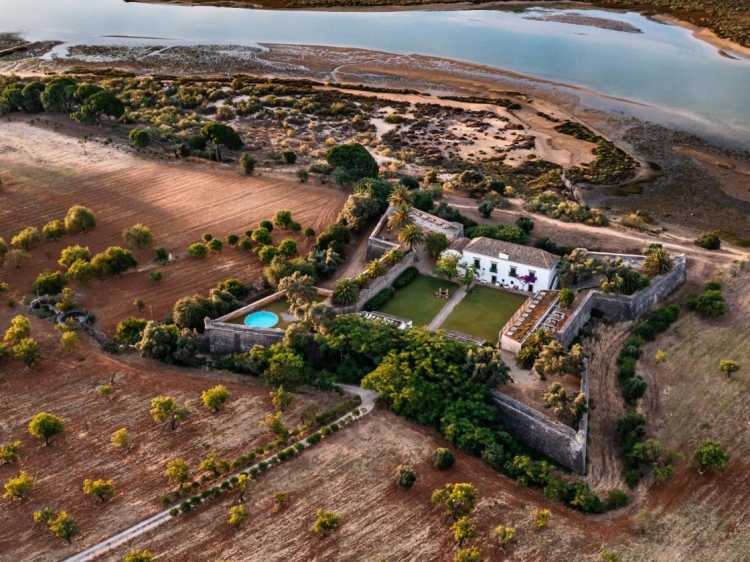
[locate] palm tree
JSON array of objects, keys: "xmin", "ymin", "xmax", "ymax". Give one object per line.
[
  {"xmin": 388, "ymin": 185, "xmax": 413, "ymax": 207},
  {"xmin": 398, "ymin": 224, "xmax": 425, "ymax": 252},
  {"xmin": 387, "ymin": 203, "xmax": 412, "ymax": 231},
  {"xmin": 353, "ymin": 273, "xmax": 369, "ymax": 289},
  {"xmin": 331, "ymin": 278, "xmax": 360, "ymax": 307},
  {"xmin": 381, "ymin": 248, "xmax": 404, "ymax": 266},
  {"xmin": 366, "ymin": 259, "xmax": 386, "ymax": 279},
  {"xmin": 642, "ymin": 248, "xmax": 672, "ymax": 277}
]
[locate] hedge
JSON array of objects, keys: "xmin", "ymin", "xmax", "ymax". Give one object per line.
[
  {"xmin": 392, "ymin": 266, "xmax": 419, "ymax": 289},
  {"xmin": 364, "ymin": 287, "xmax": 394, "ymax": 311}
]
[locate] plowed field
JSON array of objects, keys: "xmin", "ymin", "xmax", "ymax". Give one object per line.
[
  {"xmin": 0, "ymin": 117, "xmax": 347, "ymax": 333},
  {"xmin": 0, "ymin": 308, "xmax": 344, "ymax": 561}
]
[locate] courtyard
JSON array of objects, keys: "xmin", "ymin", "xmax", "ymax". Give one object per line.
[
  {"xmin": 373, "ymin": 273, "xmax": 528, "ymax": 342},
  {"xmin": 377, "ymin": 274, "xmax": 458, "ymax": 327},
  {"xmin": 441, "ymin": 285, "xmax": 530, "ymax": 343}
]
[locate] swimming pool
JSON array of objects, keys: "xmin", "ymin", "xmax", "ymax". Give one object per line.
[{"xmin": 243, "ymin": 311, "xmax": 280, "ymax": 328}]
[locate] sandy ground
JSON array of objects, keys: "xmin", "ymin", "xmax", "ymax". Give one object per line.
[
  {"xmin": 0, "ymin": 117, "xmax": 348, "ymax": 334},
  {"xmin": 0, "ymin": 307, "xmax": 345, "ymax": 561}
]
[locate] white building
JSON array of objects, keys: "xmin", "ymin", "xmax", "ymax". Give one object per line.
[{"xmin": 447, "ymin": 237, "xmax": 559, "ymax": 292}]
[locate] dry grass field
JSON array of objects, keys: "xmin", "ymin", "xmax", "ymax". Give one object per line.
[
  {"xmin": 0, "ymin": 307, "xmax": 344, "ymax": 561},
  {"xmin": 0, "ymin": 117, "xmax": 348, "ymax": 334}
]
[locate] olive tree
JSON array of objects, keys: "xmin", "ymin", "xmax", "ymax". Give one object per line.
[
  {"xmin": 692, "ymin": 439, "xmax": 730, "ymax": 474},
  {"xmin": 150, "ymin": 396, "xmax": 189, "ymax": 430},
  {"xmin": 312, "ymin": 509, "xmax": 342, "ymax": 536},
  {"xmin": 33, "ymin": 508, "xmax": 79, "ymax": 544},
  {"xmin": 28, "ymin": 412, "xmax": 64, "ymax": 446},
  {"xmin": 110, "ymin": 428, "xmax": 132, "ymax": 451},
  {"xmin": 719, "ymin": 360, "xmax": 740, "ymax": 379},
  {"xmin": 228, "ymin": 504, "xmax": 249, "ymax": 529},
  {"xmin": 431, "ymin": 483, "xmax": 478, "ymax": 520},
  {"xmin": 124, "ymin": 550, "xmax": 154, "ymax": 562},
  {"xmin": 82, "ymin": 478, "xmax": 116, "ymax": 503},
  {"xmin": 11, "ymin": 227, "xmax": 41, "ymax": 251},
  {"xmin": 451, "ymin": 516, "xmax": 477, "ymax": 546},
  {"xmin": 202, "ymin": 385, "xmax": 229, "ymax": 412},
  {"xmin": 270, "ymin": 386, "xmax": 293, "ymax": 412},
  {"xmin": 0, "ymin": 440, "xmax": 21, "ymax": 465},
  {"xmin": 3, "ymin": 470, "xmax": 34, "ymax": 501},
  {"xmin": 42, "ymin": 220, "xmax": 66, "ymax": 241},
  {"xmin": 164, "ymin": 458, "xmax": 190, "ymax": 488},
  {"xmin": 122, "ymin": 224, "xmax": 154, "ymax": 249},
  {"xmin": 64, "ymin": 205, "xmax": 96, "ymax": 233}
]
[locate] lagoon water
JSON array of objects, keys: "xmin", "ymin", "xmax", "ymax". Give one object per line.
[{"xmin": 3, "ymin": 0, "xmax": 750, "ymax": 146}]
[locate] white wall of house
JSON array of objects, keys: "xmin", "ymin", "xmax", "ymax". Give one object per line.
[{"xmin": 460, "ymin": 249, "xmax": 556, "ymax": 292}]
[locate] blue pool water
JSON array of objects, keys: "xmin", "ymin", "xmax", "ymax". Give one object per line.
[{"xmin": 244, "ymin": 311, "xmax": 279, "ymax": 328}]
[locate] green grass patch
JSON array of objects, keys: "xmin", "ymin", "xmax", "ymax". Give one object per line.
[
  {"xmin": 377, "ymin": 274, "xmax": 457, "ymax": 326},
  {"xmin": 441, "ymin": 285, "xmax": 527, "ymax": 342}
]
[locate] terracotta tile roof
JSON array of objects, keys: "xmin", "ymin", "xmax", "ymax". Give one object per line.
[
  {"xmin": 448, "ymin": 237, "xmax": 471, "ymax": 252},
  {"xmin": 464, "ymin": 237, "xmax": 560, "ymax": 269}
]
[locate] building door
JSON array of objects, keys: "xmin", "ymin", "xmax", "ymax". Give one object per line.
[
  {"xmin": 527, "ymin": 284, "xmax": 534, "ymax": 292},
  {"xmin": 491, "ymin": 275, "xmax": 497, "ymax": 284}
]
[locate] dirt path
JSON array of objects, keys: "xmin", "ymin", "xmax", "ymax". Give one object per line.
[
  {"xmin": 583, "ymin": 322, "xmax": 633, "ymax": 492},
  {"xmin": 443, "ymin": 194, "xmax": 745, "ymax": 266}
]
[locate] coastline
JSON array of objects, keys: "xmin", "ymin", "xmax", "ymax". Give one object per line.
[
  {"xmin": 131, "ymin": 0, "xmax": 750, "ymax": 57},
  {"xmin": 650, "ymin": 13, "xmax": 750, "ymax": 59}
]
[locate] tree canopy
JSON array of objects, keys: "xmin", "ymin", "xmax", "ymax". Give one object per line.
[{"xmin": 325, "ymin": 143, "xmax": 378, "ymax": 180}]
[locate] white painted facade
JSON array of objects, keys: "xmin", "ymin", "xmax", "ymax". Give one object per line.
[
  {"xmin": 446, "ymin": 237, "xmax": 559, "ymax": 293},
  {"xmin": 463, "ymin": 250, "xmax": 555, "ymax": 292}
]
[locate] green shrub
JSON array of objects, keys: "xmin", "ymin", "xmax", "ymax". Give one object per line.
[
  {"xmin": 187, "ymin": 243, "xmax": 208, "ymax": 259},
  {"xmin": 320, "ymin": 425, "xmax": 332, "ymax": 436},
  {"xmin": 307, "ymin": 432, "xmax": 322, "ymax": 445},
  {"xmin": 605, "ymin": 488, "xmax": 628, "ymax": 510},
  {"xmin": 240, "ymin": 154, "xmax": 256, "ymax": 174},
  {"xmin": 364, "ymin": 287, "xmax": 394, "ymax": 311},
  {"xmin": 32, "ymin": 270, "xmax": 65, "ymax": 295},
  {"xmin": 392, "ymin": 266, "xmax": 419, "ymax": 289},
  {"xmin": 433, "ymin": 448, "xmax": 456, "ymax": 470},
  {"xmin": 687, "ymin": 289, "xmax": 726, "ymax": 316},
  {"xmin": 169, "ymin": 508, "xmax": 179, "ymax": 517},
  {"xmin": 396, "ymin": 465, "xmax": 417, "ymax": 488},
  {"xmin": 281, "ymin": 151, "xmax": 297, "ymax": 164},
  {"xmin": 694, "ymin": 232, "xmax": 721, "ymax": 250}
]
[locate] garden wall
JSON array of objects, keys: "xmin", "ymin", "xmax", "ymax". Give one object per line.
[
  {"xmin": 556, "ymin": 254, "xmax": 686, "ymax": 348},
  {"xmin": 355, "ymin": 252, "xmax": 417, "ymax": 311},
  {"xmin": 203, "ymin": 319, "xmax": 284, "ymax": 354},
  {"xmin": 491, "ymin": 359, "xmax": 589, "ymax": 475}
]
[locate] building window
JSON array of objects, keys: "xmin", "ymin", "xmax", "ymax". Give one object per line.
[
  {"xmin": 490, "ymin": 262, "xmax": 498, "ymax": 273},
  {"xmin": 528, "ymin": 270, "xmax": 537, "ymax": 282},
  {"xmin": 509, "ymin": 266, "xmax": 517, "ymax": 277},
  {"xmin": 474, "ymin": 258, "xmax": 481, "ymax": 269}
]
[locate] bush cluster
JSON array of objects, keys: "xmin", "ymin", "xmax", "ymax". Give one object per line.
[
  {"xmin": 364, "ymin": 287, "xmax": 395, "ymax": 311},
  {"xmin": 687, "ymin": 281, "xmax": 726, "ymax": 316},
  {"xmin": 391, "ymin": 266, "xmax": 419, "ymax": 289}
]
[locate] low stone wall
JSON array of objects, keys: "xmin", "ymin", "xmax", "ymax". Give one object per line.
[
  {"xmin": 492, "ymin": 359, "xmax": 589, "ymax": 475},
  {"xmin": 556, "ymin": 254, "xmax": 686, "ymax": 347},
  {"xmin": 356, "ymin": 252, "xmax": 417, "ymax": 311},
  {"xmin": 203, "ymin": 319, "xmax": 284, "ymax": 354}
]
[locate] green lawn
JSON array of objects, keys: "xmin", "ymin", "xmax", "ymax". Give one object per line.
[
  {"xmin": 377, "ymin": 275, "xmax": 457, "ymax": 326},
  {"xmin": 441, "ymin": 285, "xmax": 528, "ymax": 342}
]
